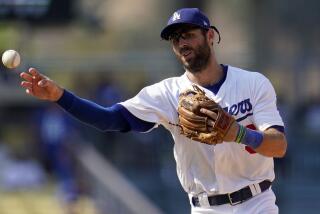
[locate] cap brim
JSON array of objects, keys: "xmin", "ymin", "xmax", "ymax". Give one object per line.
[{"xmin": 160, "ymin": 23, "xmax": 209, "ymax": 40}]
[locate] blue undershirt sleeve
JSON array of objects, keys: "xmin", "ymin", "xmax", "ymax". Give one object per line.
[{"xmin": 56, "ymin": 90, "xmax": 155, "ymax": 132}]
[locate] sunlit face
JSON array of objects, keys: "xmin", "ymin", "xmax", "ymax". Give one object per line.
[{"xmin": 169, "ymin": 26, "xmax": 211, "ymax": 73}]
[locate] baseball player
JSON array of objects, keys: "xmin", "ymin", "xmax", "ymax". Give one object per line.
[{"xmin": 19, "ymin": 8, "xmax": 287, "ymax": 214}]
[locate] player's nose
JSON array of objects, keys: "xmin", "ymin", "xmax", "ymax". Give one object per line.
[
  {"xmin": 178, "ymin": 40, "xmax": 190, "ymax": 52},
  {"xmin": 179, "ymin": 44, "xmax": 192, "ymax": 54}
]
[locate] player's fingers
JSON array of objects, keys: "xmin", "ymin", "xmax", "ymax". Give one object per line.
[
  {"xmin": 207, "ymin": 119, "xmax": 215, "ymax": 127},
  {"xmin": 200, "ymin": 108, "xmax": 217, "ymax": 120},
  {"xmin": 26, "ymin": 88, "xmax": 34, "ymax": 96},
  {"xmin": 20, "ymin": 72, "xmax": 33, "ymax": 82},
  {"xmin": 38, "ymin": 79, "xmax": 50, "ymax": 87},
  {"xmin": 21, "ymin": 81, "xmax": 33, "ymax": 89},
  {"xmin": 28, "ymin": 67, "xmax": 42, "ymax": 79}
]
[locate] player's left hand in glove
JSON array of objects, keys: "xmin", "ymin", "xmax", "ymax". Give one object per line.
[{"xmin": 178, "ymin": 85, "xmax": 238, "ymax": 145}]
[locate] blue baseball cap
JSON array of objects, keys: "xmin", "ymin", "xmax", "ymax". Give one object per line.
[{"xmin": 161, "ymin": 8, "xmax": 221, "ymax": 43}]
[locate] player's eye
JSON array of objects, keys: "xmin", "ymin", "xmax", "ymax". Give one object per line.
[
  {"xmin": 169, "ymin": 27, "xmax": 200, "ymax": 44},
  {"xmin": 169, "ymin": 32, "xmax": 195, "ymax": 44},
  {"xmin": 181, "ymin": 32, "xmax": 195, "ymax": 40},
  {"xmin": 169, "ymin": 33, "xmax": 180, "ymax": 43}
]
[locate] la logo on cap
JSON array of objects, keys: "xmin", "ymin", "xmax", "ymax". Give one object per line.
[{"xmin": 172, "ymin": 12, "xmax": 180, "ymax": 21}]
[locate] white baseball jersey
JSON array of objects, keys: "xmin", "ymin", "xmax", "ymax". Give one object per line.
[{"xmin": 121, "ymin": 65, "xmax": 284, "ymax": 197}]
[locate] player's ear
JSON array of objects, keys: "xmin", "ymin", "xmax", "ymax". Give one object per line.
[{"xmin": 207, "ymin": 29, "xmax": 215, "ymax": 46}]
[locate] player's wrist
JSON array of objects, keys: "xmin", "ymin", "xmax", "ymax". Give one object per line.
[
  {"xmin": 235, "ymin": 125, "xmax": 264, "ymax": 149},
  {"xmin": 223, "ymin": 121, "xmax": 239, "ymax": 142},
  {"xmin": 53, "ymin": 87, "xmax": 64, "ymax": 102},
  {"xmin": 235, "ymin": 125, "xmax": 246, "ymax": 143}
]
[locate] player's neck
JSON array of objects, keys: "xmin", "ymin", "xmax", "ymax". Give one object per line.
[{"xmin": 186, "ymin": 57, "xmax": 223, "ymax": 87}]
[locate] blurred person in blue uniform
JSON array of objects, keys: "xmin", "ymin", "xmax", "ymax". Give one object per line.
[{"xmin": 36, "ymin": 105, "xmax": 80, "ymax": 214}]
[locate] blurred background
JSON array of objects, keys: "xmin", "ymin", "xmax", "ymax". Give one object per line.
[{"xmin": 0, "ymin": 0, "xmax": 319, "ymax": 213}]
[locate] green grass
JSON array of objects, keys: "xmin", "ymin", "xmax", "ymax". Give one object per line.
[{"xmin": 0, "ymin": 185, "xmax": 97, "ymax": 214}]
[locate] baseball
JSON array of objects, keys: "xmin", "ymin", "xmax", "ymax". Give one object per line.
[{"xmin": 2, "ymin": 50, "xmax": 21, "ymax": 69}]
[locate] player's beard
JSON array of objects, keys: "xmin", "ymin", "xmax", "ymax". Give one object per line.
[{"xmin": 176, "ymin": 39, "xmax": 211, "ymax": 73}]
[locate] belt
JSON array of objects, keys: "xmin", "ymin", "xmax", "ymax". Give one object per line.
[{"xmin": 192, "ymin": 180, "xmax": 272, "ymax": 207}]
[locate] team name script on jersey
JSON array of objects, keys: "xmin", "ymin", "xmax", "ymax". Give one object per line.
[{"xmin": 223, "ymin": 98, "xmax": 252, "ymax": 116}]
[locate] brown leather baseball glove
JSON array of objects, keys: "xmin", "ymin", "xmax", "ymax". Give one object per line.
[{"xmin": 178, "ymin": 85, "xmax": 235, "ymax": 145}]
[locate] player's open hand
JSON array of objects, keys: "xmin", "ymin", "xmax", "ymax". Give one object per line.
[{"xmin": 20, "ymin": 68, "xmax": 64, "ymax": 101}]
